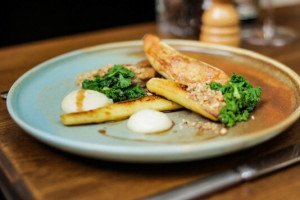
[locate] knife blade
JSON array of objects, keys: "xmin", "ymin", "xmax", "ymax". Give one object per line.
[
  {"xmin": 144, "ymin": 143, "xmax": 300, "ymax": 200},
  {"xmin": 1, "ymin": 91, "xmax": 8, "ymax": 100}
]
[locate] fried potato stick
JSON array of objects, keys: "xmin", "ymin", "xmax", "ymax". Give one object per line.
[
  {"xmin": 61, "ymin": 95, "xmax": 182, "ymax": 125},
  {"xmin": 146, "ymin": 78, "xmax": 219, "ymax": 121}
]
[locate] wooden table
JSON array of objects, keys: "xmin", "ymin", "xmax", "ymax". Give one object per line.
[{"xmin": 1, "ymin": 5, "xmax": 300, "ymax": 200}]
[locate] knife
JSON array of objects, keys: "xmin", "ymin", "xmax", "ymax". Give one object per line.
[
  {"xmin": 1, "ymin": 91, "xmax": 8, "ymax": 100},
  {"xmin": 144, "ymin": 143, "xmax": 300, "ymax": 200}
]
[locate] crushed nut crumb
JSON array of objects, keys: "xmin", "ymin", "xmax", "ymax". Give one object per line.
[
  {"xmin": 219, "ymin": 128, "xmax": 227, "ymax": 135},
  {"xmin": 186, "ymin": 83, "xmax": 225, "ymax": 116},
  {"xmin": 76, "ymin": 61, "xmax": 155, "ymax": 87},
  {"xmin": 180, "ymin": 119, "xmax": 226, "ymax": 135}
]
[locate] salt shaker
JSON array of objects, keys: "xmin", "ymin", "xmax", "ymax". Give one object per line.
[{"xmin": 200, "ymin": 0, "xmax": 241, "ymax": 46}]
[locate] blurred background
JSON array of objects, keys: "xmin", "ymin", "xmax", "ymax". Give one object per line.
[{"xmin": 1, "ymin": 0, "xmax": 299, "ymax": 47}]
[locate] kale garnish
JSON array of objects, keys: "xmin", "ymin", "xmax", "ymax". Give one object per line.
[
  {"xmin": 209, "ymin": 73, "xmax": 261, "ymax": 127},
  {"xmin": 81, "ymin": 65, "xmax": 145, "ymax": 102}
]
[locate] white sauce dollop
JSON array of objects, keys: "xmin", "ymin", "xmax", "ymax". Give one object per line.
[
  {"xmin": 127, "ymin": 109, "xmax": 173, "ymax": 134},
  {"xmin": 61, "ymin": 89, "xmax": 113, "ymax": 113}
]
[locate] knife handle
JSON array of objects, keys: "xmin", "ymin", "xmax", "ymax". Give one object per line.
[{"xmin": 144, "ymin": 170, "xmax": 242, "ymax": 200}]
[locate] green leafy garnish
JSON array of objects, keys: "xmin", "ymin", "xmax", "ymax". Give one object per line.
[
  {"xmin": 81, "ymin": 65, "xmax": 145, "ymax": 102},
  {"xmin": 209, "ymin": 73, "xmax": 261, "ymax": 127}
]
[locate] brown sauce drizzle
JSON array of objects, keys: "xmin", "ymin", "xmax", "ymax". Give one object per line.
[
  {"xmin": 98, "ymin": 129, "xmax": 106, "ymax": 134},
  {"xmin": 97, "ymin": 128, "xmax": 219, "ymax": 144},
  {"xmin": 76, "ymin": 90, "xmax": 85, "ymax": 112}
]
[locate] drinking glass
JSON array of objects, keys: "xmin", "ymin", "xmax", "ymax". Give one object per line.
[
  {"xmin": 156, "ymin": 0, "xmax": 205, "ymax": 37},
  {"xmin": 243, "ymin": 0, "xmax": 297, "ymax": 46}
]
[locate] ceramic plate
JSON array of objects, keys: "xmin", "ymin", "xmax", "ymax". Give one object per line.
[{"xmin": 7, "ymin": 40, "xmax": 300, "ymax": 163}]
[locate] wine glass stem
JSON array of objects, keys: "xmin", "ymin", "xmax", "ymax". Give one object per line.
[{"xmin": 262, "ymin": 0, "xmax": 275, "ymax": 40}]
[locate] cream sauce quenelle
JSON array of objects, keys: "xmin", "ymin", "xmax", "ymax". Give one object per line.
[
  {"xmin": 127, "ymin": 109, "xmax": 173, "ymax": 134},
  {"xmin": 61, "ymin": 89, "xmax": 113, "ymax": 113}
]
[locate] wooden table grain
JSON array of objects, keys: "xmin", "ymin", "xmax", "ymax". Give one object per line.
[{"xmin": 1, "ymin": 5, "xmax": 300, "ymax": 200}]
